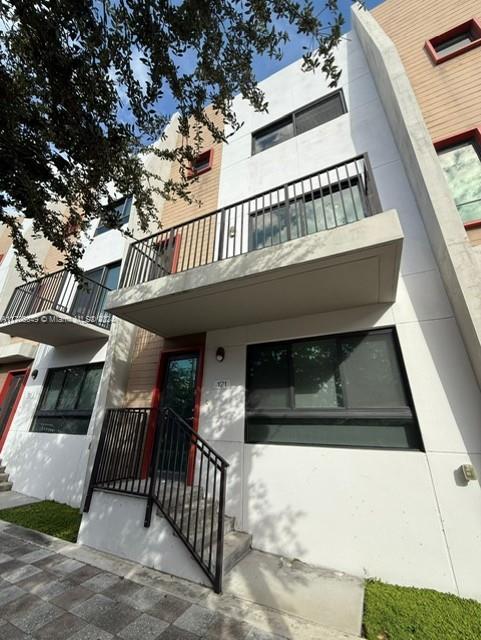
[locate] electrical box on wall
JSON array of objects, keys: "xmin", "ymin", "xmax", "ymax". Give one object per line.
[{"xmin": 460, "ymin": 464, "xmax": 478, "ymax": 482}]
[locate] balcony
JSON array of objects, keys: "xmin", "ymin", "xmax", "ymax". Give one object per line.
[
  {"xmin": 0, "ymin": 270, "xmax": 112, "ymax": 346},
  {"xmin": 107, "ymin": 155, "xmax": 404, "ymax": 336}
]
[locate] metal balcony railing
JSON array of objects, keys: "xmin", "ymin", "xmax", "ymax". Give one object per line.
[
  {"xmin": 120, "ymin": 153, "xmax": 382, "ymax": 289},
  {"xmin": 85, "ymin": 406, "xmax": 229, "ymax": 593},
  {"xmin": 2, "ymin": 269, "xmax": 113, "ymax": 330}
]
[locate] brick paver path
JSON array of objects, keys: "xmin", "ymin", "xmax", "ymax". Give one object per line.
[{"xmin": 0, "ymin": 528, "xmax": 281, "ymax": 640}]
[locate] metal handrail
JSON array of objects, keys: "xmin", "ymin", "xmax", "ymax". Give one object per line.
[
  {"xmin": 120, "ymin": 153, "xmax": 382, "ymax": 289},
  {"xmin": 2, "ymin": 269, "xmax": 113, "ymax": 330},
  {"xmin": 85, "ymin": 406, "xmax": 229, "ymax": 593}
]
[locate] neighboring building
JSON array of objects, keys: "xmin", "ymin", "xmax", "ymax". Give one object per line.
[
  {"xmin": 372, "ymin": 2, "xmax": 481, "ymax": 235},
  {"xmin": 371, "ymin": 0, "xmax": 481, "ymax": 383},
  {"xmin": 0, "ymin": 219, "xmax": 64, "ymax": 467},
  {"xmin": 0, "ymin": 2, "xmax": 481, "ymax": 606}
]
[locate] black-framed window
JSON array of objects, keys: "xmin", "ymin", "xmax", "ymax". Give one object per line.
[
  {"xmin": 248, "ymin": 178, "xmax": 366, "ymax": 250},
  {"xmin": 95, "ymin": 196, "xmax": 133, "ymax": 236},
  {"xmin": 245, "ymin": 329, "xmax": 422, "ymax": 450},
  {"xmin": 252, "ymin": 91, "xmax": 346, "ymax": 155},
  {"xmin": 31, "ymin": 363, "xmax": 103, "ymax": 435},
  {"xmin": 70, "ymin": 261, "xmax": 121, "ymax": 320}
]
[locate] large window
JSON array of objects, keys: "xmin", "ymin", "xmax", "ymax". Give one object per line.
[
  {"xmin": 70, "ymin": 261, "xmax": 121, "ymax": 321},
  {"xmin": 252, "ymin": 91, "xmax": 346, "ymax": 155},
  {"xmin": 436, "ymin": 131, "xmax": 481, "ymax": 225},
  {"xmin": 245, "ymin": 329, "xmax": 421, "ymax": 450},
  {"xmin": 95, "ymin": 196, "xmax": 133, "ymax": 236},
  {"xmin": 31, "ymin": 364, "xmax": 103, "ymax": 435}
]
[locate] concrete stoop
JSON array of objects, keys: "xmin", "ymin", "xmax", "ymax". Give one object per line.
[
  {"xmin": 223, "ymin": 549, "xmax": 364, "ymax": 637},
  {"xmin": 0, "ymin": 458, "xmax": 13, "ymax": 492}
]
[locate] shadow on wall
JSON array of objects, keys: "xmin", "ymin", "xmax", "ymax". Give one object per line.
[{"xmin": 3, "ymin": 431, "xmax": 91, "ymax": 507}]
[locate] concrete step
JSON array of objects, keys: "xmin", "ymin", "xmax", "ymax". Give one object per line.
[
  {"xmin": 0, "ymin": 481, "xmax": 13, "ymax": 492},
  {"xmin": 157, "ymin": 501, "xmax": 236, "ymax": 551},
  {"xmin": 223, "ymin": 530, "xmax": 252, "ymax": 575},
  {"xmin": 223, "ymin": 549, "xmax": 364, "ymax": 637},
  {"xmin": 0, "ymin": 473, "xmax": 9, "ymax": 483}
]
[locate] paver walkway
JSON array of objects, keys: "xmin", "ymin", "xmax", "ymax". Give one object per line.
[{"xmin": 0, "ymin": 520, "xmax": 359, "ymax": 640}]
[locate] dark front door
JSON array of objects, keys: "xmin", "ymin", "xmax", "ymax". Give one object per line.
[
  {"xmin": 0, "ymin": 372, "xmax": 26, "ymax": 448},
  {"xmin": 158, "ymin": 352, "xmax": 199, "ymax": 475}
]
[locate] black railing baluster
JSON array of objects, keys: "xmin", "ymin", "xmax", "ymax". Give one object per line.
[
  {"xmin": 85, "ymin": 406, "xmax": 229, "ymax": 594},
  {"xmin": 2, "ymin": 269, "xmax": 113, "ymax": 330},
  {"xmin": 117, "ymin": 155, "xmax": 379, "ymax": 288}
]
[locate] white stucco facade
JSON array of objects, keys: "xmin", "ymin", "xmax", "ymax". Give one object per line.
[{"xmin": 194, "ymin": 26, "xmax": 481, "ymax": 599}]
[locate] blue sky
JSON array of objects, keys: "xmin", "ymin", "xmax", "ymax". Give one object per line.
[{"xmin": 250, "ymin": 0, "xmax": 383, "ymax": 83}]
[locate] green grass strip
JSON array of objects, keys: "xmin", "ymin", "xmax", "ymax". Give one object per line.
[
  {"xmin": 0, "ymin": 500, "xmax": 82, "ymax": 543},
  {"xmin": 364, "ymin": 579, "xmax": 481, "ymax": 640}
]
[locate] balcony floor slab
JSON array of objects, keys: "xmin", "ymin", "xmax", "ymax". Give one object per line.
[
  {"xmin": 0, "ymin": 310, "xmax": 110, "ymax": 346},
  {"xmin": 107, "ymin": 210, "xmax": 403, "ymax": 337}
]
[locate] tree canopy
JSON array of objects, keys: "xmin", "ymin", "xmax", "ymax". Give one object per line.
[{"xmin": 0, "ymin": 0, "xmax": 357, "ymax": 278}]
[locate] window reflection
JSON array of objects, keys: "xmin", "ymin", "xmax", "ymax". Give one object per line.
[{"xmin": 438, "ymin": 141, "xmax": 481, "ymax": 223}]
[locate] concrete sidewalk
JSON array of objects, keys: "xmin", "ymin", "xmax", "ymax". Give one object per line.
[
  {"xmin": 0, "ymin": 491, "xmax": 39, "ymax": 510},
  {"xmin": 0, "ymin": 520, "xmax": 361, "ymax": 639}
]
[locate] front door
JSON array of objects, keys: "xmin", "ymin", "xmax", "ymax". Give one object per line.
[
  {"xmin": 0, "ymin": 371, "xmax": 27, "ymax": 451},
  {"xmin": 158, "ymin": 352, "xmax": 200, "ymax": 475}
]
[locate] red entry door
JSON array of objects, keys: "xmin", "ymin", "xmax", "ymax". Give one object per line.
[{"xmin": 0, "ymin": 370, "xmax": 28, "ymax": 451}]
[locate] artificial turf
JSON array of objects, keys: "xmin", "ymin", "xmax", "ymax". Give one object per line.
[
  {"xmin": 0, "ymin": 500, "xmax": 82, "ymax": 543},
  {"xmin": 363, "ymin": 579, "xmax": 481, "ymax": 640}
]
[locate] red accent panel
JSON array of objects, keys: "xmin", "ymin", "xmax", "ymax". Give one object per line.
[
  {"xmin": 0, "ymin": 369, "xmax": 29, "ymax": 452},
  {"xmin": 433, "ymin": 126, "xmax": 481, "ymax": 151},
  {"xmin": 434, "ymin": 127, "xmax": 481, "ymax": 228},
  {"xmin": 188, "ymin": 149, "xmax": 214, "ymax": 179},
  {"xmin": 425, "ymin": 17, "xmax": 481, "ymax": 65}
]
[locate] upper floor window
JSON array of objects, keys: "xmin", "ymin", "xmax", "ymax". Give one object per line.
[
  {"xmin": 31, "ymin": 363, "xmax": 103, "ymax": 435},
  {"xmin": 95, "ymin": 195, "xmax": 133, "ymax": 236},
  {"xmin": 246, "ymin": 328, "xmax": 421, "ymax": 450},
  {"xmin": 252, "ymin": 90, "xmax": 346, "ymax": 155},
  {"xmin": 188, "ymin": 149, "xmax": 213, "ymax": 178},
  {"xmin": 425, "ymin": 18, "xmax": 481, "ymax": 64},
  {"xmin": 436, "ymin": 129, "xmax": 481, "ymax": 226}
]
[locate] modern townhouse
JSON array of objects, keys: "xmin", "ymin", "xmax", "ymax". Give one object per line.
[{"xmin": 1, "ymin": 2, "xmax": 481, "ymax": 605}]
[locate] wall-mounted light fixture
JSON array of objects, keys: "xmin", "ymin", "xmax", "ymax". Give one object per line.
[
  {"xmin": 31, "ymin": 369, "xmax": 38, "ymax": 380},
  {"xmin": 216, "ymin": 347, "xmax": 225, "ymax": 362}
]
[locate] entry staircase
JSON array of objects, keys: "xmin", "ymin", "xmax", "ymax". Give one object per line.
[
  {"xmin": 0, "ymin": 458, "xmax": 13, "ymax": 492},
  {"xmin": 84, "ymin": 406, "xmax": 251, "ymax": 593}
]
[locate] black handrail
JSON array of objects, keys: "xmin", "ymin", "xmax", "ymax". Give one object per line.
[
  {"xmin": 84, "ymin": 406, "xmax": 229, "ymax": 593},
  {"xmin": 120, "ymin": 153, "xmax": 382, "ymax": 288},
  {"xmin": 2, "ymin": 269, "xmax": 113, "ymax": 330}
]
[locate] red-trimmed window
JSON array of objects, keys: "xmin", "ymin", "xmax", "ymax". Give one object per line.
[
  {"xmin": 425, "ymin": 18, "xmax": 481, "ymax": 64},
  {"xmin": 188, "ymin": 149, "xmax": 213, "ymax": 178},
  {"xmin": 435, "ymin": 128, "xmax": 481, "ymax": 227}
]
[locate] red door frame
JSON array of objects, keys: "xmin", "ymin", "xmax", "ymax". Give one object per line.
[
  {"xmin": 0, "ymin": 368, "xmax": 30, "ymax": 452},
  {"xmin": 141, "ymin": 343, "xmax": 205, "ymax": 483}
]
